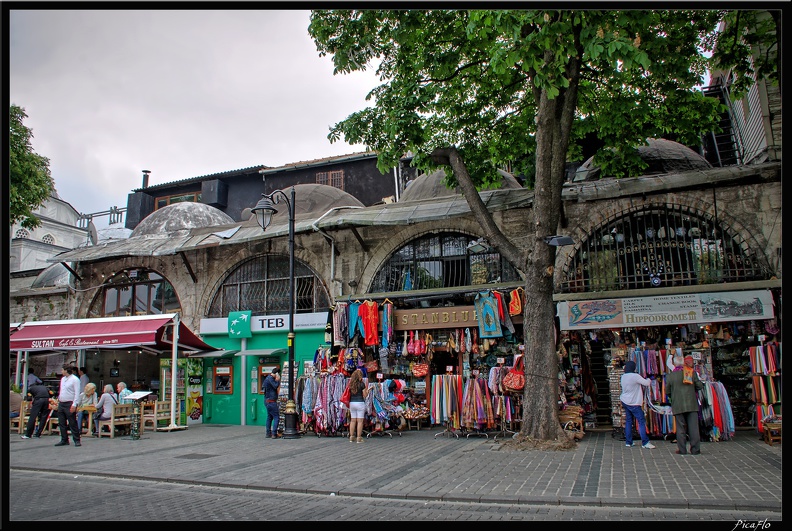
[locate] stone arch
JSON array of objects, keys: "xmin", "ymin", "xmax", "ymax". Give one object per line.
[
  {"xmin": 558, "ymin": 201, "xmax": 772, "ymax": 293},
  {"xmin": 359, "ymin": 221, "xmax": 521, "ymax": 295},
  {"xmin": 205, "ymin": 252, "xmax": 331, "ymax": 318}
]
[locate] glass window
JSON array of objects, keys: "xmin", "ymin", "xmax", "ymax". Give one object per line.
[{"xmin": 89, "ymin": 269, "xmax": 180, "ymax": 317}]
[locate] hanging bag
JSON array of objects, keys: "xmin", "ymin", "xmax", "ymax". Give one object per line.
[
  {"xmin": 340, "ymin": 382, "xmax": 351, "ymax": 408},
  {"xmin": 407, "ymin": 330, "xmax": 416, "ymax": 355},
  {"xmin": 502, "ymin": 354, "xmax": 525, "ymax": 392}
]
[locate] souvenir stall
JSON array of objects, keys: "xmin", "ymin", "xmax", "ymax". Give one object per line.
[{"xmin": 558, "ymin": 289, "xmax": 782, "ymax": 441}]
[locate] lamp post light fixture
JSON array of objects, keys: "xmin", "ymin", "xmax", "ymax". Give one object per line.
[
  {"xmin": 543, "ymin": 235, "xmax": 575, "ymax": 247},
  {"xmin": 251, "ymin": 186, "xmax": 300, "ymax": 439}
]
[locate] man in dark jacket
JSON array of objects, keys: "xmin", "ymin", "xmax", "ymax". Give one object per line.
[
  {"xmin": 21, "ymin": 382, "xmax": 53, "ymax": 439},
  {"xmin": 665, "ymin": 355, "xmax": 705, "ymax": 455},
  {"xmin": 262, "ymin": 367, "xmax": 281, "ymax": 439}
]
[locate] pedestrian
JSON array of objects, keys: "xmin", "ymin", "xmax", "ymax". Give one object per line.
[
  {"xmin": 55, "ymin": 364, "xmax": 82, "ymax": 447},
  {"xmin": 93, "ymin": 384, "xmax": 118, "ymax": 436},
  {"xmin": 21, "ymin": 382, "xmax": 54, "ymax": 439},
  {"xmin": 666, "ymin": 354, "xmax": 704, "ymax": 455},
  {"xmin": 76, "ymin": 382, "xmax": 98, "ymax": 435},
  {"xmin": 117, "ymin": 381, "xmax": 133, "ymax": 403},
  {"xmin": 77, "ymin": 366, "xmax": 89, "ymax": 394},
  {"xmin": 620, "ymin": 360, "xmax": 655, "ymax": 449},
  {"xmin": 262, "ymin": 366, "xmax": 281, "ymax": 439},
  {"xmin": 27, "ymin": 368, "xmax": 42, "ymax": 388},
  {"xmin": 9, "ymin": 387, "xmax": 23, "ymax": 418},
  {"xmin": 347, "ymin": 369, "xmax": 370, "ymax": 443}
]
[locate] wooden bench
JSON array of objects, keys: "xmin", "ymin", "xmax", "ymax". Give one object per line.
[
  {"xmin": 142, "ymin": 400, "xmax": 172, "ymax": 430},
  {"xmin": 763, "ymin": 422, "xmax": 782, "ymax": 446},
  {"xmin": 96, "ymin": 403, "xmax": 136, "ymax": 438}
]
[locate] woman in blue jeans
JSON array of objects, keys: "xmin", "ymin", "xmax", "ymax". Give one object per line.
[
  {"xmin": 620, "ymin": 360, "xmax": 655, "ymax": 449},
  {"xmin": 262, "ymin": 367, "xmax": 281, "ymax": 439}
]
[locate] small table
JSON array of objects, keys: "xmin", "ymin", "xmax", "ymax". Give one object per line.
[{"xmin": 77, "ymin": 405, "xmax": 96, "ymax": 434}]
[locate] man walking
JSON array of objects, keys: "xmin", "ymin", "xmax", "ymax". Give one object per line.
[{"xmin": 55, "ymin": 364, "xmax": 82, "ymax": 447}]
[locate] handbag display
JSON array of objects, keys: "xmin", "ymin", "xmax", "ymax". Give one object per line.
[
  {"xmin": 502, "ymin": 354, "xmax": 525, "ymax": 393},
  {"xmin": 340, "ymin": 384, "xmax": 351, "ymax": 408},
  {"xmin": 411, "ymin": 363, "xmax": 429, "ymax": 378},
  {"xmin": 365, "ymin": 359, "xmax": 379, "ymax": 373}
]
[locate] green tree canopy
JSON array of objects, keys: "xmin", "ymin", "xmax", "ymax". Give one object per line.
[
  {"xmin": 9, "ymin": 104, "xmax": 54, "ymax": 230},
  {"xmin": 309, "ymin": 9, "xmax": 776, "ymax": 445}
]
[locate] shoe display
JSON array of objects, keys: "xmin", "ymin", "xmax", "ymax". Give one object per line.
[
  {"xmin": 20, "ymin": 435, "xmax": 30, "ymax": 439},
  {"xmin": 54, "ymin": 441, "xmax": 69, "ymax": 447},
  {"xmin": 642, "ymin": 443, "xmax": 656, "ymax": 449}
]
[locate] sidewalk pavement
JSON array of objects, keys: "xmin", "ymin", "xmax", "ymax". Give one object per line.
[{"xmin": 8, "ymin": 423, "xmax": 782, "ymax": 513}]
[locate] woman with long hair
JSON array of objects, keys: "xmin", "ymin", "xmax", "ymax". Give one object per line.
[{"xmin": 347, "ymin": 369, "xmax": 369, "ymax": 443}]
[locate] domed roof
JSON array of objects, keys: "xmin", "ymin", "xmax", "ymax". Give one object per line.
[
  {"xmin": 572, "ymin": 138, "xmax": 712, "ymax": 182},
  {"xmin": 399, "ymin": 168, "xmax": 522, "ymax": 202},
  {"xmin": 245, "ymin": 183, "xmax": 365, "ymax": 224},
  {"xmin": 31, "ymin": 262, "xmax": 75, "ymax": 289},
  {"xmin": 131, "ymin": 202, "xmax": 235, "ymax": 237}
]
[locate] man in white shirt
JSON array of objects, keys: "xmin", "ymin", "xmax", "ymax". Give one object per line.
[{"xmin": 55, "ymin": 364, "xmax": 82, "ymax": 447}]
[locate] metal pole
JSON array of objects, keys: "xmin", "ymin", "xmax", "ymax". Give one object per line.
[{"xmin": 283, "ymin": 186, "xmax": 300, "ymax": 438}]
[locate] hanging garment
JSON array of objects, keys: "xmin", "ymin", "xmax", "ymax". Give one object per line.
[
  {"xmin": 333, "ymin": 302, "xmax": 349, "ymax": 347},
  {"xmin": 474, "ymin": 291, "xmax": 503, "ymax": 339},
  {"xmin": 381, "ymin": 302, "xmax": 393, "ymax": 348},
  {"xmin": 358, "ymin": 300, "xmax": 380, "ymax": 346},
  {"xmin": 348, "ymin": 301, "xmax": 364, "ymax": 340}
]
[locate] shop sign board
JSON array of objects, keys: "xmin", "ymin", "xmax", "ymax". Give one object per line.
[{"xmin": 557, "ymin": 289, "xmax": 774, "ymax": 330}]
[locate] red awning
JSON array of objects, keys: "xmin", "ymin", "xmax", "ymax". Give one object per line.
[{"xmin": 9, "ymin": 314, "xmax": 217, "ymax": 353}]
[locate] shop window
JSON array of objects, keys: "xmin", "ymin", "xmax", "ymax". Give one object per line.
[
  {"xmin": 207, "ymin": 255, "xmax": 330, "ymax": 318},
  {"xmin": 559, "ymin": 205, "xmax": 771, "ymax": 293}
]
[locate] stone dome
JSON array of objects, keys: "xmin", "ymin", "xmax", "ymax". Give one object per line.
[
  {"xmin": 131, "ymin": 202, "xmax": 235, "ymax": 237},
  {"xmin": 245, "ymin": 183, "xmax": 365, "ymax": 224},
  {"xmin": 399, "ymin": 168, "xmax": 522, "ymax": 202},
  {"xmin": 31, "ymin": 262, "xmax": 75, "ymax": 289},
  {"xmin": 572, "ymin": 138, "xmax": 712, "ymax": 182}
]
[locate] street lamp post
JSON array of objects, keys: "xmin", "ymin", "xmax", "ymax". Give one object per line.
[{"xmin": 251, "ymin": 186, "xmax": 300, "ymax": 439}]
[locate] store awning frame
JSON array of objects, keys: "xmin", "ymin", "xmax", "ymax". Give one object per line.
[{"xmin": 9, "ymin": 314, "xmax": 216, "ymax": 353}]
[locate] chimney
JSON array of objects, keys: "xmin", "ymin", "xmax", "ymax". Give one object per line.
[{"xmin": 142, "ymin": 170, "xmax": 151, "ymax": 188}]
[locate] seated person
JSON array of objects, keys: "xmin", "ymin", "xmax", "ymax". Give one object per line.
[
  {"xmin": 9, "ymin": 389, "xmax": 23, "ymax": 418},
  {"xmin": 76, "ymin": 382, "xmax": 98, "ymax": 434},
  {"xmin": 93, "ymin": 384, "xmax": 118, "ymax": 435},
  {"xmin": 117, "ymin": 382, "xmax": 134, "ymax": 404}
]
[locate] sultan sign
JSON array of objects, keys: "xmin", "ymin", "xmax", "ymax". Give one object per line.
[{"xmin": 557, "ymin": 290, "xmax": 775, "ymax": 331}]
